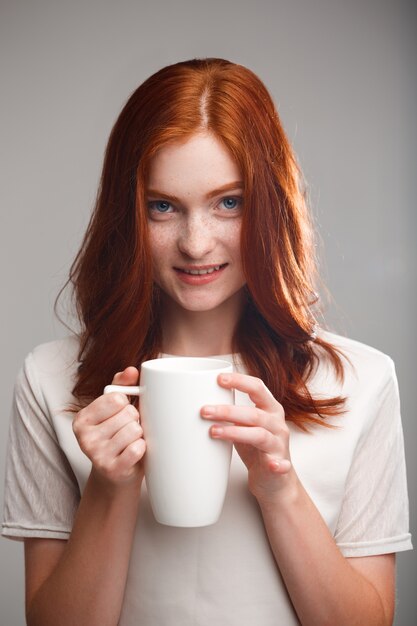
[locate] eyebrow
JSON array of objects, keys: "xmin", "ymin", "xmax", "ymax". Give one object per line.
[{"xmin": 146, "ymin": 181, "xmax": 244, "ymax": 203}]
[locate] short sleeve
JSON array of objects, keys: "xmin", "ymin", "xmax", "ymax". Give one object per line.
[
  {"xmin": 334, "ymin": 359, "xmax": 413, "ymax": 557},
  {"xmin": 2, "ymin": 353, "xmax": 80, "ymax": 541}
]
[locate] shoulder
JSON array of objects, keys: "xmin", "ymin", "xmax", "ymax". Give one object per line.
[
  {"xmin": 17, "ymin": 336, "xmax": 81, "ymax": 407},
  {"xmin": 307, "ymin": 330, "xmax": 398, "ymax": 425},
  {"xmin": 310, "ymin": 331, "xmax": 402, "ymax": 444},
  {"xmin": 318, "ymin": 329, "xmax": 396, "ymax": 389},
  {"xmin": 28, "ymin": 335, "xmax": 80, "ymax": 373}
]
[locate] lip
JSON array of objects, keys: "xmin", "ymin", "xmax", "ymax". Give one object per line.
[{"xmin": 174, "ymin": 263, "xmax": 228, "ymax": 285}]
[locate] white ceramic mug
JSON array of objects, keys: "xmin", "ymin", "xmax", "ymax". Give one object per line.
[{"xmin": 104, "ymin": 357, "xmax": 234, "ymax": 527}]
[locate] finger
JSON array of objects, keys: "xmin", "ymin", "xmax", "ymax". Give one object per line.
[
  {"xmin": 269, "ymin": 458, "xmax": 292, "ymax": 474},
  {"xmin": 202, "ymin": 405, "xmax": 287, "ymax": 438},
  {"xmin": 210, "ymin": 424, "xmax": 278, "ymax": 454},
  {"xmin": 109, "ymin": 420, "xmax": 144, "ymax": 457},
  {"xmin": 201, "ymin": 404, "xmax": 274, "ymax": 431},
  {"xmin": 201, "ymin": 404, "xmax": 259, "ymax": 423},
  {"xmin": 217, "ymin": 373, "xmax": 283, "ymax": 415},
  {"xmin": 111, "ymin": 366, "xmax": 140, "ymax": 386},
  {"xmin": 79, "ymin": 392, "xmax": 130, "ymax": 426},
  {"xmin": 99, "ymin": 403, "xmax": 140, "ymax": 439},
  {"xmin": 114, "ymin": 438, "xmax": 146, "ymax": 474}
]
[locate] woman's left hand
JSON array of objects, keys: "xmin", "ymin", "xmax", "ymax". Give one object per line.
[{"xmin": 201, "ymin": 372, "xmax": 295, "ymax": 505}]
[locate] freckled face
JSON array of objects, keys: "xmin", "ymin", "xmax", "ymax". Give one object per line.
[{"xmin": 146, "ymin": 132, "xmax": 246, "ymax": 316}]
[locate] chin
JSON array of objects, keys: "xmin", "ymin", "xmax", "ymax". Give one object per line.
[
  {"xmin": 160, "ymin": 284, "xmax": 246, "ymax": 315},
  {"xmin": 178, "ymin": 299, "xmax": 223, "ymax": 313},
  {"xmin": 178, "ymin": 291, "xmax": 245, "ymax": 315}
]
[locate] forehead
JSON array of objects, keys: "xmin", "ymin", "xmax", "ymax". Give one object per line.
[{"xmin": 146, "ymin": 132, "xmax": 241, "ymax": 195}]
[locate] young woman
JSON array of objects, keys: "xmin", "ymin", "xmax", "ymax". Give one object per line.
[{"xmin": 2, "ymin": 58, "xmax": 412, "ymax": 626}]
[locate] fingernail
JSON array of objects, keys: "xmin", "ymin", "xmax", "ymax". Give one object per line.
[
  {"xmin": 201, "ymin": 406, "xmax": 216, "ymax": 416},
  {"xmin": 211, "ymin": 426, "xmax": 223, "ymax": 437},
  {"xmin": 219, "ymin": 374, "xmax": 231, "ymax": 383},
  {"xmin": 270, "ymin": 459, "xmax": 291, "ymax": 473}
]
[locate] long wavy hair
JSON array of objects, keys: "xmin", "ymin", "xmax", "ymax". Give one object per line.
[{"xmin": 61, "ymin": 57, "xmax": 346, "ymax": 429}]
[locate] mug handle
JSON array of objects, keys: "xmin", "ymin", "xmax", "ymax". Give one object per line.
[{"xmin": 104, "ymin": 385, "xmax": 145, "ymax": 396}]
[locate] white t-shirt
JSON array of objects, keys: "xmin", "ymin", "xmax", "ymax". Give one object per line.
[{"xmin": 2, "ymin": 332, "xmax": 413, "ymax": 625}]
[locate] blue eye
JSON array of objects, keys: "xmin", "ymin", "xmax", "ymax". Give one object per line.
[
  {"xmin": 220, "ymin": 197, "xmax": 241, "ymax": 210},
  {"xmin": 149, "ymin": 200, "xmax": 172, "ymax": 213}
]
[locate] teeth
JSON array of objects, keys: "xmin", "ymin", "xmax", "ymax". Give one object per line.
[{"xmin": 183, "ymin": 265, "xmax": 222, "ymax": 275}]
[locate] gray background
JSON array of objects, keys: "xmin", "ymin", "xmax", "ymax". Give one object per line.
[{"xmin": 0, "ymin": 0, "xmax": 415, "ymax": 624}]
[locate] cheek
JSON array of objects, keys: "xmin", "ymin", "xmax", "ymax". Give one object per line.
[
  {"xmin": 149, "ymin": 225, "xmax": 175, "ymax": 258},
  {"xmin": 221, "ymin": 221, "xmax": 242, "ymax": 260},
  {"xmin": 148, "ymin": 229, "xmax": 169, "ymax": 281}
]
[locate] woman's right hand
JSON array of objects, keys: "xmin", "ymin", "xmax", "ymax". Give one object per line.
[
  {"xmin": 26, "ymin": 367, "xmax": 145, "ymax": 625},
  {"xmin": 72, "ymin": 366, "xmax": 146, "ymax": 488}
]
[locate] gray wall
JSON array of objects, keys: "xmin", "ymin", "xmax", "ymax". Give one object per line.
[{"xmin": 1, "ymin": 0, "xmax": 415, "ymax": 624}]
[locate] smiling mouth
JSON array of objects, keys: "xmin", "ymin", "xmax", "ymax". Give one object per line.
[{"xmin": 175, "ymin": 263, "xmax": 228, "ymax": 276}]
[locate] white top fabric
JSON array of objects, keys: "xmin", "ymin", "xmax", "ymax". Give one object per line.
[{"xmin": 2, "ymin": 332, "xmax": 413, "ymax": 625}]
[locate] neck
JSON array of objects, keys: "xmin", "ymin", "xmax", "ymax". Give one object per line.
[{"xmin": 159, "ymin": 292, "xmax": 245, "ymax": 357}]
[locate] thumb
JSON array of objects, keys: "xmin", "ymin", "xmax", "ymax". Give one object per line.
[{"xmin": 111, "ymin": 366, "xmax": 140, "ymax": 386}]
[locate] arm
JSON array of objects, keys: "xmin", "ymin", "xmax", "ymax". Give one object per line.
[
  {"xmin": 201, "ymin": 373, "xmax": 395, "ymax": 626},
  {"xmin": 25, "ymin": 367, "xmax": 145, "ymax": 626},
  {"xmin": 258, "ymin": 480, "xmax": 395, "ymax": 626}
]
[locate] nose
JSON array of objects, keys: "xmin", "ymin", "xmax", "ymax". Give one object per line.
[{"xmin": 177, "ymin": 212, "xmax": 216, "ymax": 260}]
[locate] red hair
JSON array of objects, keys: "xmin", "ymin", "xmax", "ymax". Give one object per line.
[{"xmin": 61, "ymin": 58, "xmax": 345, "ymax": 429}]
